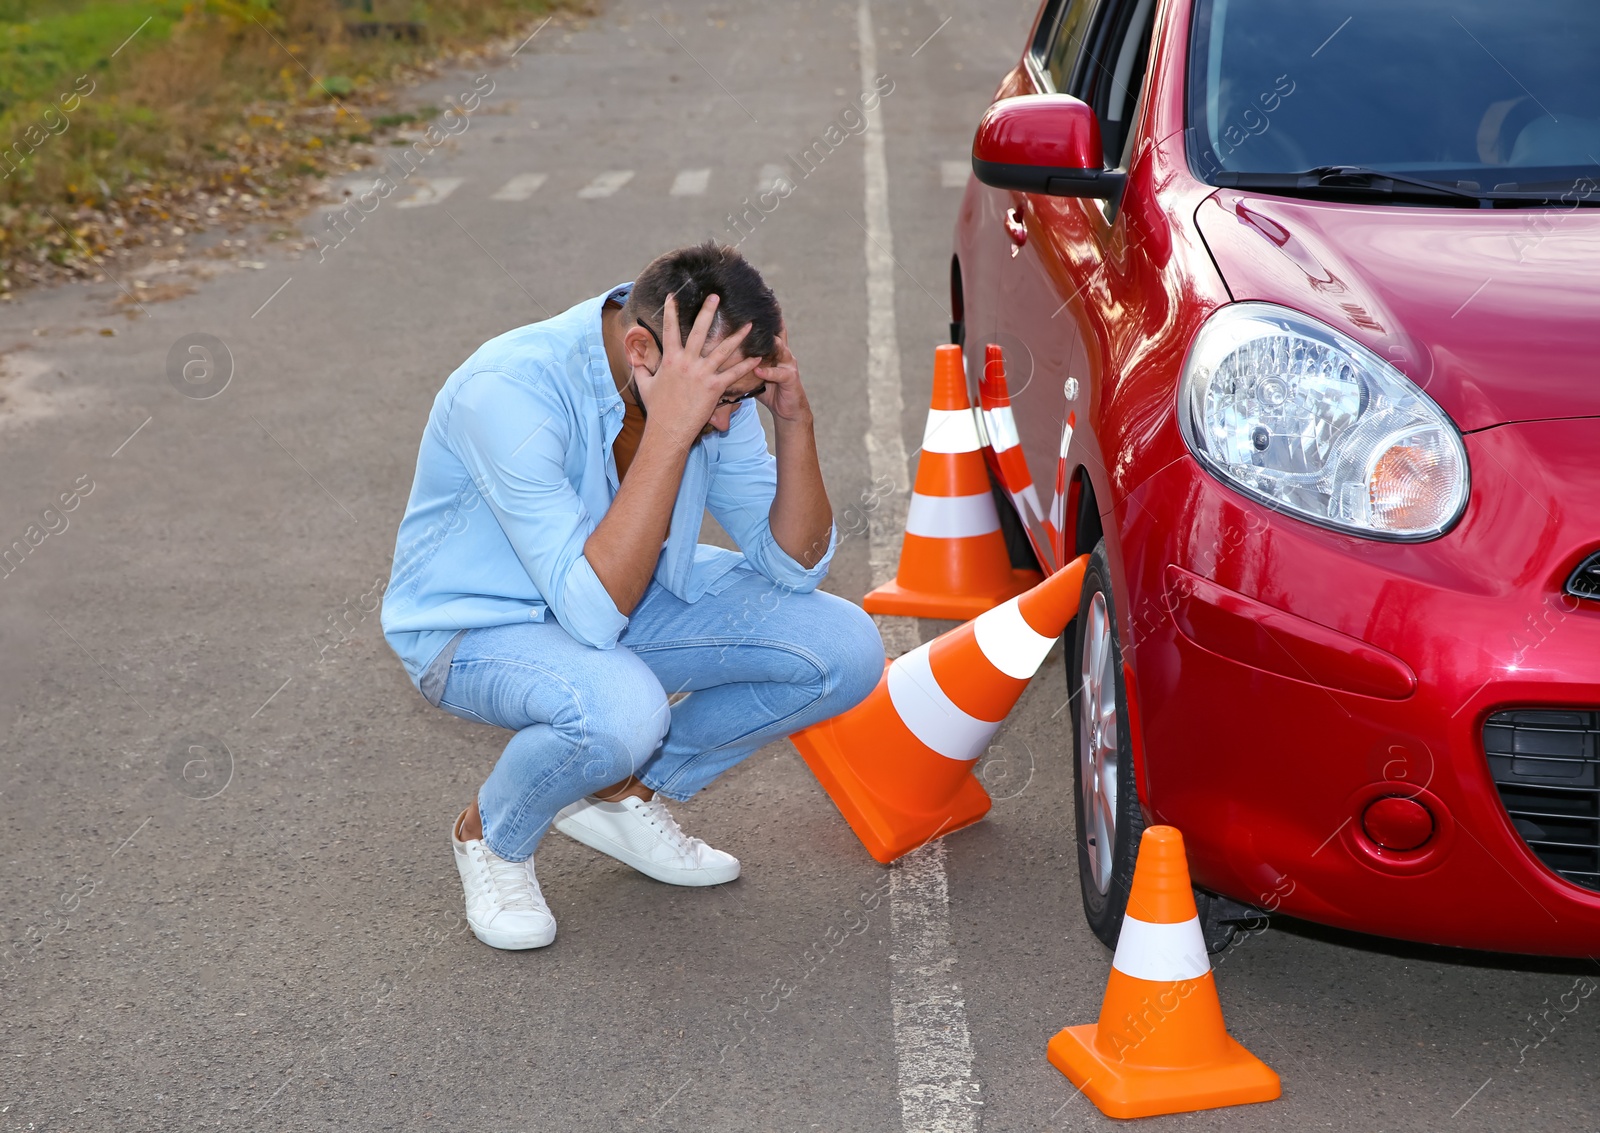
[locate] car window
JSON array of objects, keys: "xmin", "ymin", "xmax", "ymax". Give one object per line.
[
  {"xmin": 1076, "ymin": 0, "xmax": 1158, "ymax": 168},
  {"xmin": 1034, "ymin": 0, "xmax": 1100, "ymax": 94},
  {"xmin": 1118, "ymin": 76, "xmax": 1149, "ymax": 170},
  {"xmin": 1187, "ymin": 0, "xmax": 1600, "ymax": 188}
]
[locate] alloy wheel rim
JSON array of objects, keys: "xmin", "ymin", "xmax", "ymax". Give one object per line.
[{"xmin": 1079, "ymin": 590, "xmax": 1120, "ymax": 895}]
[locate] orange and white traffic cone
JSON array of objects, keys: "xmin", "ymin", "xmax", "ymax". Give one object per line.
[
  {"xmin": 978, "ymin": 344, "xmax": 1052, "ymax": 568},
  {"xmin": 862, "ymin": 344, "xmax": 1041, "ymax": 620},
  {"xmin": 1047, "ymin": 826, "xmax": 1281, "ymax": 1119},
  {"xmin": 794, "ymin": 555, "xmax": 1088, "ymax": 863}
]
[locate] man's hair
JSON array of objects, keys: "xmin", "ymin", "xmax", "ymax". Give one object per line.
[{"xmin": 624, "ymin": 241, "xmax": 782, "ymax": 361}]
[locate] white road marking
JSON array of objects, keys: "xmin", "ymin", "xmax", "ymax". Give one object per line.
[
  {"xmin": 941, "ymin": 160, "xmax": 969, "ymax": 189},
  {"xmin": 490, "ymin": 173, "xmax": 548, "ymax": 201},
  {"xmin": 890, "ymin": 842, "xmax": 983, "ymax": 1132},
  {"xmin": 670, "ymin": 168, "xmax": 711, "ymax": 196},
  {"xmin": 757, "ymin": 162, "xmax": 795, "ymax": 195},
  {"xmin": 577, "ymin": 170, "xmax": 635, "ymax": 199},
  {"xmin": 396, "ymin": 177, "xmax": 464, "ymax": 208},
  {"xmin": 859, "ymin": 13, "xmax": 912, "ymax": 639},
  {"xmin": 858, "ymin": 0, "xmax": 982, "ymax": 1129}
]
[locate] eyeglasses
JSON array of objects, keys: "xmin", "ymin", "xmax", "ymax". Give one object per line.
[
  {"xmin": 637, "ymin": 317, "xmax": 767, "ymax": 407},
  {"xmin": 716, "ymin": 383, "xmax": 767, "ymax": 407}
]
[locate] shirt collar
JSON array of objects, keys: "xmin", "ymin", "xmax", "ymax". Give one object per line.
[{"xmin": 587, "ymin": 281, "xmax": 635, "ymax": 419}]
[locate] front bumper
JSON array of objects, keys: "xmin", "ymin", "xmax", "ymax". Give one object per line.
[{"xmin": 1117, "ymin": 417, "xmax": 1600, "ymax": 956}]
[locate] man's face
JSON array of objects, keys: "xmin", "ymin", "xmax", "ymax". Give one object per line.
[
  {"xmin": 630, "ymin": 320, "xmax": 767, "ymax": 435},
  {"xmin": 700, "ymin": 333, "xmax": 768, "ymax": 435}
]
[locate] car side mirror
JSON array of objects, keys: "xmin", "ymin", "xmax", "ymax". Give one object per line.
[{"xmin": 971, "ymin": 94, "xmax": 1127, "ymax": 201}]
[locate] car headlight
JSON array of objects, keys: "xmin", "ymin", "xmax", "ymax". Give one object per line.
[{"xmin": 1177, "ymin": 303, "xmax": 1468, "ymax": 540}]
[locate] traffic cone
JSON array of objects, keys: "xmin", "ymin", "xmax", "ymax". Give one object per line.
[
  {"xmin": 978, "ymin": 344, "xmax": 1050, "ymax": 567},
  {"xmin": 862, "ymin": 344, "xmax": 1041, "ymax": 620},
  {"xmin": 794, "ymin": 556, "xmax": 1088, "ymax": 863},
  {"xmin": 1047, "ymin": 826, "xmax": 1281, "ymax": 1119}
]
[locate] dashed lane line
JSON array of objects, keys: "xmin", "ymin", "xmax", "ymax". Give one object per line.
[
  {"xmin": 396, "ymin": 176, "xmax": 464, "ymax": 208},
  {"xmin": 670, "ymin": 168, "xmax": 712, "ymax": 196},
  {"xmin": 758, "ymin": 162, "xmax": 795, "ymax": 195},
  {"xmin": 490, "ymin": 172, "xmax": 549, "ymax": 201},
  {"xmin": 577, "ymin": 169, "xmax": 636, "ymax": 199},
  {"xmin": 332, "ymin": 163, "xmax": 958, "ymax": 207}
]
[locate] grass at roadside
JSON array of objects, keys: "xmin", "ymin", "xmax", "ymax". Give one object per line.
[{"xmin": 0, "ymin": 0, "xmax": 580, "ymax": 296}]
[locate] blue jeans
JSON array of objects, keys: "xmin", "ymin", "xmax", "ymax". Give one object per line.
[{"xmin": 436, "ymin": 566, "xmax": 884, "ymax": 862}]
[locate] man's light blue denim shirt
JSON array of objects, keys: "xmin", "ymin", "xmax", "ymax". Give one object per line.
[{"xmin": 381, "ymin": 283, "xmax": 838, "ymax": 695}]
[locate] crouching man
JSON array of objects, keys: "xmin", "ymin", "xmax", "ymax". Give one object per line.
[{"xmin": 381, "ymin": 242, "xmax": 883, "ymax": 950}]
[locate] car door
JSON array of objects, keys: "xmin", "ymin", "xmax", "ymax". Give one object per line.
[
  {"xmin": 982, "ymin": 0, "xmax": 1098, "ymax": 568},
  {"xmin": 991, "ymin": 0, "xmax": 1159, "ymax": 565}
]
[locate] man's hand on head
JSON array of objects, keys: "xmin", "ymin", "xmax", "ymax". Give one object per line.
[
  {"xmin": 753, "ymin": 319, "xmax": 831, "ymax": 568},
  {"xmin": 632, "ymin": 293, "xmax": 762, "ymax": 448},
  {"xmin": 754, "ymin": 322, "xmax": 812, "ymax": 426}
]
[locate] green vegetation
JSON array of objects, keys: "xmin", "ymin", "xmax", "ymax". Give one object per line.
[
  {"xmin": 0, "ymin": 0, "xmax": 576, "ymax": 292},
  {"xmin": 0, "ymin": 2, "xmax": 186, "ymax": 101}
]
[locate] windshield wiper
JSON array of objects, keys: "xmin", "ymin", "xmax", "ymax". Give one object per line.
[
  {"xmin": 1478, "ymin": 176, "xmax": 1600, "ymax": 205},
  {"xmin": 1216, "ymin": 166, "xmax": 1600, "ymax": 207},
  {"xmin": 1216, "ymin": 165, "xmax": 1489, "ymax": 206}
]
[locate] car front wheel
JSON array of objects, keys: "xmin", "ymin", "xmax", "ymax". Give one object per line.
[{"xmin": 1069, "ymin": 538, "xmax": 1146, "ymax": 949}]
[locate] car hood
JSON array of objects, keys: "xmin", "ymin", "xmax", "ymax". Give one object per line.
[{"xmin": 1194, "ymin": 192, "xmax": 1600, "ymax": 432}]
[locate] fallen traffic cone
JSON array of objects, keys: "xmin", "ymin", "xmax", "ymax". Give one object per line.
[
  {"xmin": 794, "ymin": 556, "xmax": 1087, "ymax": 863},
  {"xmin": 862, "ymin": 344, "xmax": 1041, "ymax": 619},
  {"xmin": 978, "ymin": 344, "xmax": 1051, "ymax": 568},
  {"xmin": 1047, "ymin": 826, "xmax": 1281, "ymax": 1119}
]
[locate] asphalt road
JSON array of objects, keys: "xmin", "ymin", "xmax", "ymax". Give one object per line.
[{"xmin": 2, "ymin": 1, "xmax": 1598, "ymax": 1131}]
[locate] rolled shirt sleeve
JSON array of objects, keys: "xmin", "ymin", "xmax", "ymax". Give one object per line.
[
  {"xmin": 447, "ymin": 370, "xmax": 630, "ymax": 649},
  {"xmin": 706, "ymin": 402, "xmax": 836, "ymax": 593}
]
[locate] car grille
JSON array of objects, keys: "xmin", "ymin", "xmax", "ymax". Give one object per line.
[
  {"xmin": 1568, "ymin": 552, "xmax": 1600, "ymax": 601},
  {"xmin": 1484, "ymin": 710, "xmax": 1600, "ymax": 891}
]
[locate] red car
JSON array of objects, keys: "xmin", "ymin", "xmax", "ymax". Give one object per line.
[{"xmin": 953, "ymin": 0, "xmax": 1600, "ymax": 957}]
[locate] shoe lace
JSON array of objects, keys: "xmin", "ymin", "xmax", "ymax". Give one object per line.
[
  {"xmin": 472, "ymin": 843, "xmax": 541, "ymax": 912},
  {"xmin": 638, "ymin": 796, "xmax": 708, "ymax": 855}
]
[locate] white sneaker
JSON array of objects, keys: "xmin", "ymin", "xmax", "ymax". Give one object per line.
[
  {"xmin": 451, "ymin": 808, "xmax": 556, "ymax": 950},
  {"xmin": 553, "ymin": 793, "xmax": 741, "ymax": 887}
]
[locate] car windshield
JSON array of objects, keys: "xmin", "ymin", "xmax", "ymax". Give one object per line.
[{"xmin": 1187, "ymin": 0, "xmax": 1600, "ymax": 193}]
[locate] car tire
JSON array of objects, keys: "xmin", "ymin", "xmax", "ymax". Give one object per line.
[
  {"xmin": 1194, "ymin": 888, "xmax": 1270, "ymax": 955},
  {"xmin": 1070, "ymin": 538, "xmax": 1146, "ymax": 949}
]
